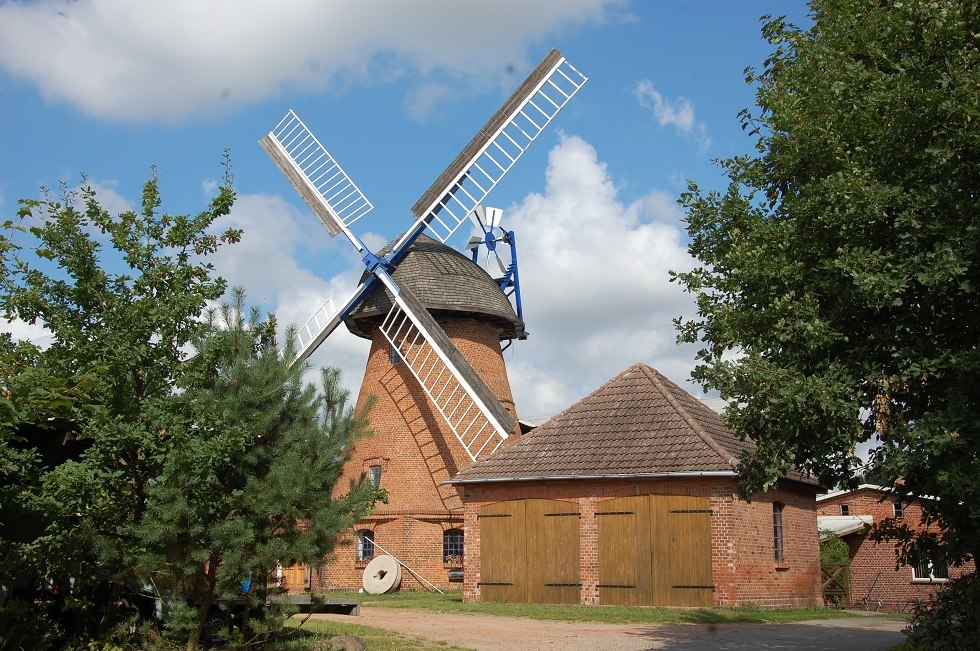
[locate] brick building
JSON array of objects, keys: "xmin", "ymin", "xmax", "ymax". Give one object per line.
[
  {"xmin": 300, "ymin": 234, "xmax": 526, "ymax": 593},
  {"xmin": 450, "ymin": 363, "xmax": 823, "ymax": 607},
  {"xmin": 817, "ymin": 485, "xmax": 976, "ymax": 611}
]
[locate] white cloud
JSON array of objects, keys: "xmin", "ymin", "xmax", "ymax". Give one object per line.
[
  {"xmin": 0, "ymin": 134, "xmax": 708, "ymax": 423},
  {"xmin": 82, "ymin": 179, "xmax": 133, "ymax": 217},
  {"xmin": 404, "ymin": 83, "xmax": 457, "ymax": 122},
  {"xmin": 1, "ymin": 318, "xmax": 53, "ymax": 349},
  {"xmin": 634, "ymin": 79, "xmax": 711, "ymax": 152},
  {"xmin": 0, "ymin": 0, "xmax": 625, "ymax": 123},
  {"xmin": 209, "ymin": 190, "xmax": 371, "ymax": 397},
  {"xmin": 500, "ymin": 134, "xmax": 702, "ymax": 420}
]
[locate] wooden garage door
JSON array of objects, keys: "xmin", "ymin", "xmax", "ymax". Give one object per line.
[
  {"xmin": 598, "ymin": 494, "xmax": 713, "ymax": 607},
  {"xmin": 479, "ymin": 499, "xmax": 580, "ymax": 604},
  {"xmin": 597, "ymin": 495, "xmax": 651, "ymax": 605},
  {"xmin": 527, "ymin": 498, "xmax": 580, "ymax": 604},
  {"xmin": 662, "ymin": 495, "xmax": 713, "ymax": 607},
  {"xmin": 479, "ymin": 500, "xmax": 524, "ymax": 603}
]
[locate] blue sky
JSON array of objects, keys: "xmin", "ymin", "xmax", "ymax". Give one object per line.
[{"xmin": 0, "ymin": 0, "xmax": 811, "ymax": 422}]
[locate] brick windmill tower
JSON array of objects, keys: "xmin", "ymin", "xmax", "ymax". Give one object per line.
[{"xmin": 259, "ymin": 50, "xmax": 586, "ymax": 591}]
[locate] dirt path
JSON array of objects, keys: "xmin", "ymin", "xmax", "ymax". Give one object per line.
[
  {"xmin": 309, "ymin": 607, "xmax": 907, "ymax": 651},
  {"xmin": 312, "ymin": 607, "xmax": 663, "ymax": 650}
]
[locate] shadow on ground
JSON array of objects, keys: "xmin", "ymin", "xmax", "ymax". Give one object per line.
[{"xmin": 626, "ymin": 620, "xmax": 906, "ymax": 651}]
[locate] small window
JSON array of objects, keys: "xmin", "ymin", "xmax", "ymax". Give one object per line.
[
  {"xmin": 840, "ymin": 504, "xmax": 850, "ymax": 516},
  {"xmin": 443, "ymin": 528, "xmax": 464, "ymax": 564},
  {"xmin": 368, "ymin": 465, "xmax": 382, "ymax": 487},
  {"xmin": 357, "ymin": 529, "xmax": 375, "ymax": 561},
  {"xmin": 389, "ymin": 343, "xmax": 401, "ymax": 365},
  {"xmin": 912, "ymin": 554, "xmax": 949, "ymax": 581},
  {"xmin": 893, "ymin": 501, "xmax": 904, "ymax": 519},
  {"xmin": 773, "ymin": 503, "xmax": 785, "ymax": 562}
]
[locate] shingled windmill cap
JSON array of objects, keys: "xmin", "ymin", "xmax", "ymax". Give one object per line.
[{"xmin": 344, "ymin": 233, "xmax": 527, "ymax": 342}]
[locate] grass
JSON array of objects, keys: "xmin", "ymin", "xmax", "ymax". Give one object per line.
[
  {"xmin": 316, "ymin": 589, "xmax": 856, "ymax": 625},
  {"xmin": 267, "ymin": 591, "xmax": 865, "ymax": 650},
  {"xmin": 276, "ymin": 617, "xmax": 471, "ymax": 651}
]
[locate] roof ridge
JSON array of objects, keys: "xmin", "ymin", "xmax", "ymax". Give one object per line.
[
  {"xmin": 638, "ymin": 364, "xmax": 737, "ymax": 469},
  {"xmin": 533, "ymin": 365, "xmax": 636, "ymax": 430}
]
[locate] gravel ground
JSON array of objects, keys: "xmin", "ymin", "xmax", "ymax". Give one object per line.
[{"xmin": 309, "ymin": 607, "xmax": 908, "ymax": 651}]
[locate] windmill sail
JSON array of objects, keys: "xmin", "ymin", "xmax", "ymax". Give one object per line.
[
  {"xmin": 402, "ymin": 49, "xmax": 587, "ymax": 249},
  {"xmin": 294, "ymin": 280, "xmax": 374, "ymax": 361},
  {"xmin": 261, "ymin": 110, "xmax": 373, "ymax": 248},
  {"xmin": 375, "ymin": 272, "xmax": 516, "ymax": 461}
]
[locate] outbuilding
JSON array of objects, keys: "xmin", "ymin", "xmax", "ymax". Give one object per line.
[
  {"xmin": 817, "ymin": 484, "xmax": 976, "ymax": 611},
  {"xmin": 450, "ymin": 363, "xmax": 822, "ymax": 607}
]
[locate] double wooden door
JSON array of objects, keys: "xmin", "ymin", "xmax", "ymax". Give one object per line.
[
  {"xmin": 597, "ymin": 494, "xmax": 713, "ymax": 607},
  {"xmin": 478, "ymin": 494, "xmax": 713, "ymax": 607},
  {"xmin": 478, "ymin": 498, "xmax": 580, "ymax": 604}
]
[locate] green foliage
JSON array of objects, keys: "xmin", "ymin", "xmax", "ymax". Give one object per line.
[
  {"xmin": 1, "ymin": 161, "xmax": 380, "ymax": 649},
  {"xmin": 673, "ymin": 0, "xmax": 980, "ymax": 581},
  {"xmin": 819, "ymin": 532, "xmax": 851, "ymax": 566},
  {"xmin": 135, "ymin": 288, "xmax": 381, "ymax": 646},
  {"xmin": 1, "ymin": 165, "xmax": 240, "ymax": 649},
  {"xmin": 0, "ymin": 595, "xmax": 68, "ymax": 651},
  {"xmin": 905, "ymin": 573, "xmax": 980, "ymax": 650}
]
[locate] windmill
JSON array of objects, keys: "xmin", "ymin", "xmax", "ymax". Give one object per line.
[{"xmin": 260, "ymin": 49, "xmax": 587, "ymax": 463}]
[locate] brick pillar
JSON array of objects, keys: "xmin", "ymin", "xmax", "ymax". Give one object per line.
[
  {"xmin": 579, "ymin": 494, "xmax": 599, "ymax": 605},
  {"xmin": 710, "ymin": 491, "xmax": 738, "ymax": 606},
  {"xmin": 462, "ymin": 493, "xmax": 481, "ymax": 602}
]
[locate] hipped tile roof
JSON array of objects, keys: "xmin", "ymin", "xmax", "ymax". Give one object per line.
[{"xmin": 451, "ymin": 363, "xmax": 760, "ymax": 483}]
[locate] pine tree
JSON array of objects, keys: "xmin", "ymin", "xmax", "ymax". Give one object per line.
[
  {"xmin": 1, "ymin": 167, "xmax": 240, "ymax": 647},
  {"xmin": 137, "ymin": 288, "xmax": 380, "ymax": 649}
]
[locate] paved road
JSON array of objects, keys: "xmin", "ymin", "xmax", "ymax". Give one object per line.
[{"xmin": 312, "ymin": 608, "xmax": 907, "ymax": 651}]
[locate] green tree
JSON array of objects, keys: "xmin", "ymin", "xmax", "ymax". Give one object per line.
[
  {"xmin": 673, "ymin": 0, "xmax": 978, "ymax": 580},
  {"xmin": 0, "ymin": 335, "xmax": 98, "ymax": 648},
  {"xmin": 136, "ymin": 289, "xmax": 379, "ymax": 649},
  {"xmin": 1, "ymin": 167, "xmax": 240, "ymax": 646}
]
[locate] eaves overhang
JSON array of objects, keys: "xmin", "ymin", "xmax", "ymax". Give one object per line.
[{"xmin": 446, "ymin": 470, "xmax": 738, "ymax": 485}]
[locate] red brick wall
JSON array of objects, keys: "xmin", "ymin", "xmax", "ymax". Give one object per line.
[
  {"xmin": 459, "ymin": 477, "xmax": 821, "ymax": 607},
  {"xmin": 720, "ymin": 485, "xmax": 823, "ymax": 607},
  {"xmin": 311, "ymin": 317, "xmax": 518, "ymax": 592},
  {"xmin": 817, "ymin": 487, "xmax": 976, "ymax": 611}
]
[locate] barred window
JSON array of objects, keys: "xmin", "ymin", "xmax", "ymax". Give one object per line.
[
  {"xmin": 773, "ymin": 503, "xmax": 785, "ymax": 562},
  {"xmin": 357, "ymin": 529, "xmax": 375, "ymax": 561},
  {"xmin": 443, "ymin": 528, "xmax": 464, "ymax": 563}
]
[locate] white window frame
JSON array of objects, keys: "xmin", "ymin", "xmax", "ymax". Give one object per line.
[
  {"xmin": 912, "ymin": 555, "xmax": 949, "ymax": 582},
  {"xmin": 357, "ymin": 529, "xmax": 375, "ymax": 561}
]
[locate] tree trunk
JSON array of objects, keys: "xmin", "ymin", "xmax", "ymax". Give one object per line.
[{"xmin": 187, "ymin": 563, "xmax": 219, "ymax": 651}]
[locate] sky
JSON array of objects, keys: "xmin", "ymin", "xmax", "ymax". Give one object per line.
[{"xmin": 0, "ymin": 0, "xmax": 812, "ymax": 424}]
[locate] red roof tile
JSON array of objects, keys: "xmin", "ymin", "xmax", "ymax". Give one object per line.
[{"xmin": 452, "ymin": 364, "xmax": 756, "ymax": 483}]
